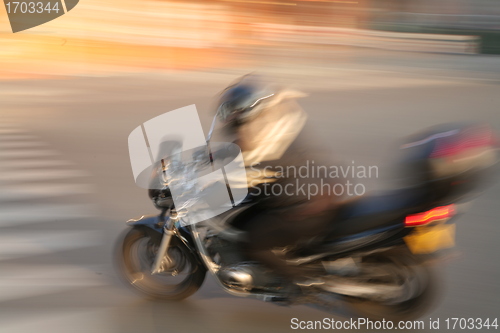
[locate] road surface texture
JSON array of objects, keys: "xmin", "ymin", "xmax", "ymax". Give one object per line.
[{"xmin": 0, "ymin": 50, "xmax": 499, "ymax": 332}]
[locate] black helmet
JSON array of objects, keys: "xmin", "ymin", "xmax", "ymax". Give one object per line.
[{"xmin": 217, "ymin": 75, "xmax": 275, "ymax": 126}]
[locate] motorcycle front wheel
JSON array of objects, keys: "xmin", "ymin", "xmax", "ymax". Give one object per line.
[{"xmin": 115, "ymin": 227, "xmax": 206, "ymax": 300}]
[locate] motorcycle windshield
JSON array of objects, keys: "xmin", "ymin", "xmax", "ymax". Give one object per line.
[{"xmin": 147, "ymin": 141, "xmax": 248, "ymax": 226}]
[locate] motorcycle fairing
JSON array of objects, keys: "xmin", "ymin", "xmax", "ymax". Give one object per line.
[{"xmin": 126, "ymin": 214, "xmax": 163, "ymax": 233}]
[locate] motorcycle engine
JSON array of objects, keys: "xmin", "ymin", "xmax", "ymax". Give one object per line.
[{"xmin": 206, "ymin": 235, "xmax": 279, "ymax": 291}]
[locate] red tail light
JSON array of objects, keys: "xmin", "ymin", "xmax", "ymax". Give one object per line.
[{"xmin": 405, "ymin": 204, "xmax": 456, "ymax": 227}]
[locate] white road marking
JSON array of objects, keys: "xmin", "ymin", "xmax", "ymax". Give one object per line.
[
  {"xmin": 0, "ymin": 183, "xmax": 93, "ymax": 201},
  {"xmin": 0, "ymin": 150, "xmax": 61, "ymax": 158},
  {"xmin": 0, "ymin": 159, "xmax": 74, "ymax": 169},
  {"xmin": 0, "ymin": 134, "xmax": 39, "ymax": 140},
  {"xmin": 0, "ymin": 308, "xmax": 113, "ymax": 333},
  {"xmin": 0, "ymin": 124, "xmax": 105, "ymax": 308},
  {"xmin": 0, "ymin": 265, "xmax": 108, "ymax": 303},
  {"xmin": 0, "ymin": 123, "xmax": 18, "ymax": 127},
  {"xmin": 0, "ymin": 128, "xmax": 27, "ymax": 135},
  {"xmin": 0, "ymin": 204, "xmax": 96, "ymax": 227},
  {"xmin": 0, "ymin": 141, "xmax": 48, "ymax": 148},
  {"xmin": 0, "ymin": 169, "xmax": 89, "ymax": 182},
  {"xmin": 0, "ymin": 231, "xmax": 103, "ymax": 260}
]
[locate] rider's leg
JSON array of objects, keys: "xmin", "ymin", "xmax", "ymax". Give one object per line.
[{"xmin": 244, "ymin": 209, "xmax": 332, "ymax": 281}]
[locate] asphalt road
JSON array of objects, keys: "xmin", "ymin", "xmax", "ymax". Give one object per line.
[{"xmin": 1, "ymin": 56, "xmax": 499, "ymax": 332}]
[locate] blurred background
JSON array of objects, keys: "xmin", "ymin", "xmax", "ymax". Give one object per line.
[
  {"xmin": 1, "ymin": 0, "xmax": 500, "ymax": 332},
  {"xmin": 3, "ymin": 0, "xmax": 500, "ymax": 79}
]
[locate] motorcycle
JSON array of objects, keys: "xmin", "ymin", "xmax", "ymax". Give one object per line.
[{"xmin": 115, "ymin": 121, "xmax": 498, "ymax": 321}]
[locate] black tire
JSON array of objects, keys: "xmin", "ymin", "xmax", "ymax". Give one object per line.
[
  {"xmin": 343, "ymin": 255, "xmax": 441, "ymax": 321},
  {"xmin": 115, "ymin": 227, "xmax": 206, "ymax": 300}
]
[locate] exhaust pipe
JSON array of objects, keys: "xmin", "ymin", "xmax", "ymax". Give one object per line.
[{"xmin": 319, "ymin": 278, "xmax": 410, "ymax": 303}]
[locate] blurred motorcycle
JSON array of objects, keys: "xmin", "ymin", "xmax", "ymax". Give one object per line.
[{"xmin": 115, "ymin": 122, "xmax": 498, "ymax": 321}]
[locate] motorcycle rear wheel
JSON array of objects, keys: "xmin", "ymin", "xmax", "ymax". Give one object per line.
[
  {"xmin": 116, "ymin": 227, "xmax": 206, "ymax": 300},
  {"xmin": 343, "ymin": 255, "xmax": 441, "ymax": 321}
]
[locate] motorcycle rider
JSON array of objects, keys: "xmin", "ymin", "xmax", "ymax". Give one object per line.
[{"xmin": 211, "ymin": 74, "xmax": 341, "ymax": 290}]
